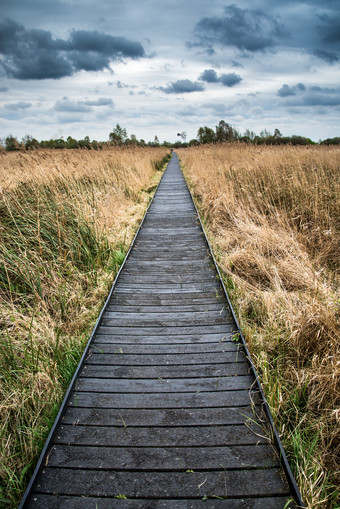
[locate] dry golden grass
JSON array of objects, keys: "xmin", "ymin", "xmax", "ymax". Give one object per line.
[
  {"xmin": 0, "ymin": 147, "xmax": 168, "ymax": 241},
  {"xmin": 178, "ymin": 143, "xmax": 340, "ymax": 508},
  {"xmin": 0, "ymin": 146, "xmax": 169, "ymax": 506}
]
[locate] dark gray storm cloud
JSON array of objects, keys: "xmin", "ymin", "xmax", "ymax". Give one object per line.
[
  {"xmin": 0, "ymin": 19, "xmax": 145, "ymax": 80},
  {"xmin": 199, "ymin": 69, "xmax": 219, "ymax": 83},
  {"xmin": 317, "ymin": 12, "xmax": 340, "ymax": 45},
  {"xmin": 313, "ymin": 12, "xmax": 340, "ymax": 62},
  {"xmin": 277, "ymin": 83, "xmax": 306, "ymax": 97},
  {"xmin": 219, "ymin": 73, "xmax": 242, "ymax": 87},
  {"xmin": 160, "ymin": 79, "xmax": 205, "ymax": 94},
  {"xmin": 192, "ymin": 4, "xmax": 285, "ymax": 53},
  {"xmin": 199, "ymin": 69, "xmax": 242, "ymax": 87},
  {"xmin": 313, "ymin": 49, "xmax": 339, "ymax": 63},
  {"xmin": 277, "ymin": 83, "xmax": 340, "ymax": 107},
  {"xmin": 303, "ymin": 87, "xmax": 340, "ymax": 107}
]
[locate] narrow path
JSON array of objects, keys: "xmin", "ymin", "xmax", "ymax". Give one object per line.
[{"xmin": 22, "ymin": 154, "xmax": 301, "ymax": 508}]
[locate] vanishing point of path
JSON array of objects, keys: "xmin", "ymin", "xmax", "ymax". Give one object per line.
[{"xmin": 21, "ymin": 154, "xmax": 302, "ymax": 508}]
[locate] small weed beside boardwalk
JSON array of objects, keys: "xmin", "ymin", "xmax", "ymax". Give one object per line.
[
  {"xmin": 178, "ymin": 144, "xmax": 339, "ymax": 509},
  {"xmin": 0, "ymin": 147, "xmax": 169, "ymax": 507}
]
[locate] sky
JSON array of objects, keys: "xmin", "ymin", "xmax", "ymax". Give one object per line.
[{"xmin": 0, "ymin": 0, "xmax": 339, "ymax": 143}]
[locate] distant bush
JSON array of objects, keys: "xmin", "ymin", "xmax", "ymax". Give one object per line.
[
  {"xmin": 320, "ymin": 137, "xmax": 340, "ymax": 145},
  {"xmin": 254, "ymin": 135, "xmax": 314, "ymax": 145},
  {"xmin": 5, "ymin": 135, "xmax": 22, "ymax": 151}
]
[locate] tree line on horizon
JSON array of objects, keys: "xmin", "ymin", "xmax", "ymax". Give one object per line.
[{"xmin": 1, "ymin": 121, "xmax": 339, "ymax": 151}]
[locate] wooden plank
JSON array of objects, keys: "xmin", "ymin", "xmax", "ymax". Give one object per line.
[
  {"xmin": 96, "ymin": 325, "xmax": 237, "ymax": 336},
  {"xmin": 130, "ymin": 253, "xmax": 209, "ymax": 260},
  {"xmin": 103, "ymin": 310, "xmax": 229, "ymax": 321},
  {"xmin": 75, "ymin": 375, "xmax": 254, "ymax": 393},
  {"xmin": 135, "ymin": 235, "xmax": 204, "ymax": 242},
  {"xmin": 138, "ymin": 226, "xmax": 201, "ymax": 233},
  {"xmin": 118, "ymin": 274, "xmax": 218, "ymax": 283},
  {"xmin": 127, "ymin": 255, "xmax": 210, "ymax": 262},
  {"xmin": 86, "ymin": 351, "xmax": 246, "ymax": 365},
  {"xmin": 121, "ymin": 268, "xmax": 215, "ymax": 275},
  {"xmin": 55, "ymin": 423, "xmax": 268, "ymax": 447},
  {"xmin": 124, "ymin": 260, "xmax": 212, "ymax": 267},
  {"xmin": 113, "ymin": 287, "xmax": 223, "ymax": 294},
  {"xmin": 89, "ymin": 342, "xmax": 240, "ymax": 354},
  {"xmin": 134, "ymin": 243, "xmax": 205, "ymax": 249},
  {"xmin": 108, "ymin": 295, "xmax": 226, "ymax": 306},
  {"xmin": 114, "ymin": 279, "xmax": 219, "ymax": 287},
  {"xmin": 62, "ymin": 406, "xmax": 262, "ymax": 427},
  {"xmin": 106, "ymin": 304, "xmax": 229, "ymax": 313},
  {"xmin": 67, "ymin": 390, "xmax": 261, "ymax": 408},
  {"xmin": 80, "ymin": 363, "xmax": 250, "ymax": 379},
  {"xmin": 93, "ymin": 332, "xmax": 236, "ymax": 344},
  {"xmin": 47, "ymin": 444, "xmax": 278, "ymax": 470},
  {"xmin": 101, "ymin": 316, "xmax": 233, "ymax": 327},
  {"xmin": 33, "ymin": 469, "xmax": 290, "ymax": 498}
]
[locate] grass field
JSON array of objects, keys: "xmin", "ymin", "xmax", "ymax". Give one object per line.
[
  {"xmin": 0, "ymin": 146, "xmax": 170, "ymax": 506},
  {"xmin": 178, "ymin": 143, "xmax": 339, "ymax": 508}
]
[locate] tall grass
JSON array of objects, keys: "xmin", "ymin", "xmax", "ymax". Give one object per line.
[
  {"xmin": 178, "ymin": 144, "xmax": 340, "ymax": 508},
  {"xmin": 0, "ymin": 146, "xmax": 169, "ymax": 506}
]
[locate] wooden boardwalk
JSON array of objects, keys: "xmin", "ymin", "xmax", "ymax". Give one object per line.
[{"xmin": 21, "ymin": 154, "xmax": 302, "ymax": 508}]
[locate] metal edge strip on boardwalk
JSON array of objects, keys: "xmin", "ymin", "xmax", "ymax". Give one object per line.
[
  {"xmin": 177, "ymin": 153, "xmax": 305, "ymax": 509},
  {"xmin": 19, "ymin": 157, "xmax": 170, "ymax": 508}
]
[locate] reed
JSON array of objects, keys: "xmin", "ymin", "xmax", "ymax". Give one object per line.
[
  {"xmin": 0, "ymin": 146, "xmax": 169, "ymax": 506},
  {"xmin": 178, "ymin": 143, "xmax": 340, "ymax": 508}
]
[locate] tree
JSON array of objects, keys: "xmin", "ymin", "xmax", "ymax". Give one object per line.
[
  {"xmin": 243, "ymin": 129, "xmax": 256, "ymax": 141},
  {"xmin": 66, "ymin": 136, "xmax": 78, "ymax": 149},
  {"xmin": 22, "ymin": 134, "xmax": 39, "ymax": 150},
  {"xmin": 215, "ymin": 120, "xmax": 235, "ymax": 142},
  {"xmin": 54, "ymin": 138, "xmax": 66, "ymax": 149},
  {"xmin": 320, "ymin": 137, "xmax": 340, "ymax": 145},
  {"xmin": 109, "ymin": 124, "xmax": 128, "ymax": 145},
  {"xmin": 129, "ymin": 134, "xmax": 138, "ymax": 145},
  {"xmin": 197, "ymin": 126, "xmax": 216, "ymax": 144},
  {"xmin": 5, "ymin": 135, "xmax": 21, "ymax": 151},
  {"xmin": 91, "ymin": 140, "xmax": 100, "ymax": 150},
  {"xmin": 259, "ymin": 129, "xmax": 272, "ymax": 138},
  {"xmin": 78, "ymin": 136, "xmax": 91, "ymax": 149}
]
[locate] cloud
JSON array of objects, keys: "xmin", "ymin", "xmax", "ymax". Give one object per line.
[
  {"xmin": 67, "ymin": 29, "xmax": 145, "ymax": 58},
  {"xmin": 302, "ymin": 87, "xmax": 340, "ymax": 107},
  {"xmin": 199, "ymin": 69, "xmax": 242, "ymax": 87},
  {"xmin": 4, "ymin": 101, "xmax": 32, "ymax": 110},
  {"xmin": 192, "ymin": 4, "xmax": 285, "ymax": 53},
  {"xmin": 82, "ymin": 98, "xmax": 114, "ymax": 107},
  {"xmin": 160, "ymin": 79, "xmax": 205, "ymax": 94},
  {"xmin": 199, "ymin": 69, "xmax": 219, "ymax": 83},
  {"xmin": 54, "ymin": 97, "xmax": 114, "ymax": 112},
  {"xmin": 313, "ymin": 49, "xmax": 339, "ymax": 63},
  {"xmin": 277, "ymin": 83, "xmax": 306, "ymax": 97},
  {"xmin": 0, "ymin": 19, "xmax": 145, "ymax": 80},
  {"xmin": 317, "ymin": 12, "xmax": 340, "ymax": 45},
  {"xmin": 313, "ymin": 12, "xmax": 340, "ymax": 62},
  {"xmin": 219, "ymin": 73, "xmax": 242, "ymax": 87},
  {"xmin": 278, "ymin": 82, "xmax": 340, "ymax": 107}
]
